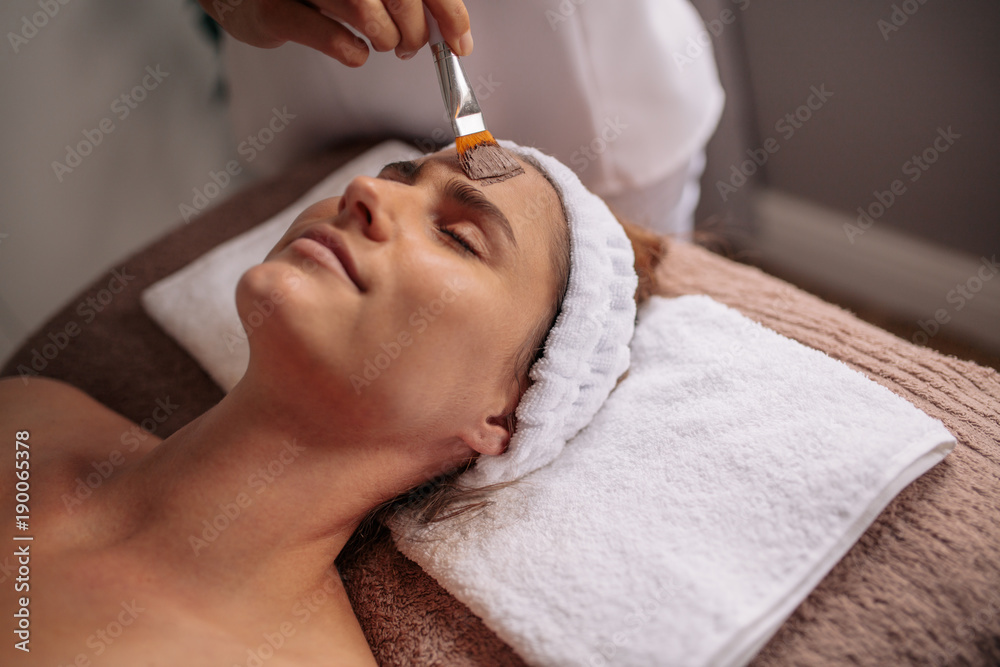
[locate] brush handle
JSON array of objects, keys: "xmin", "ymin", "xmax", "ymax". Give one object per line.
[
  {"xmin": 424, "ymin": 6, "xmax": 445, "ymax": 47},
  {"xmin": 425, "ymin": 3, "xmax": 484, "ymax": 136}
]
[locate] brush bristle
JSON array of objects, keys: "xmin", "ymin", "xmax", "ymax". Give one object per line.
[
  {"xmin": 456, "ymin": 131, "xmax": 525, "ymax": 183},
  {"xmin": 455, "ymin": 130, "xmax": 495, "ymax": 156}
]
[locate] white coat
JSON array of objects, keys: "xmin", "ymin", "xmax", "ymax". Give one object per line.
[{"xmin": 222, "ymin": 0, "xmax": 725, "ymax": 234}]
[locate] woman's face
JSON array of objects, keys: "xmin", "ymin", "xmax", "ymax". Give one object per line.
[{"xmin": 237, "ymin": 148, "xmax": 565, "ymax": 462}]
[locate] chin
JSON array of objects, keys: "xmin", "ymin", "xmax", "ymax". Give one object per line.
[
  {"xmin": 233, "ymin": 265, "xmax": 290, "ymax": 353},
  {"xmin": 235, "ymin": 262, "xmax": 353, "ymax": 395}
]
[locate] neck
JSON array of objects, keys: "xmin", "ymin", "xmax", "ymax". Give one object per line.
[{"xmin": 100, "ymin": 370, "xmax": 429, "ymax": 606}]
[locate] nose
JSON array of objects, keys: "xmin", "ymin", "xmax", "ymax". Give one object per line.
[{"xmin": 339, "ymin": 175, "xmax": 393, "ymax": 243}]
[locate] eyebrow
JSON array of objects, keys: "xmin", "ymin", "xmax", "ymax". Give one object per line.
[{"xmin": 379, "ymin": 160, "xmax": 518, "ymax": 250}]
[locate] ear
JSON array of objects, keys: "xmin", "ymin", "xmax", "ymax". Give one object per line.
[{"xmin": 457, "ymin": 412, "xmax": 512, "ymax": 457}]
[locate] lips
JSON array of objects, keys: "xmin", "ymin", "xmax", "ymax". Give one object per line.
[{"xmin": 298, "ymin": 226, "xmax": 365, "ymax": 291}]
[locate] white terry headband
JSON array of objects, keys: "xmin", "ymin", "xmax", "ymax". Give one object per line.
[{"xmin": 459, "ymin": 140, "xmax": 638, "ymax": 489}]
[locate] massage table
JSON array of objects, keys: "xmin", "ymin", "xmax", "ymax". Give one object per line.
[{"xmin": 4, "ymin": 140, "xmax": 999, "ymax": 666}]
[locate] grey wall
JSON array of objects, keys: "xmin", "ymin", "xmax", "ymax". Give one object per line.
[
  {"xmin": 691, "ymin": 0, "xmax": 763, "ymax": 241},
  {"xmin": 0, "ymin": 1, "xmax": 232, "ymax": 365},
  {"xmin": 693, "ymin": 0, "xmax": 1000, "ymax": 257}
]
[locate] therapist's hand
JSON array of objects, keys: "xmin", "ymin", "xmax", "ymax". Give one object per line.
[{"xmin": 197, "ymin": 0, "xmax": 472, "ymax": 67}]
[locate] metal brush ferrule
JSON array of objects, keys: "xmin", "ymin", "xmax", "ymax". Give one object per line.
[{"xmin": 430, "ymin": 41, "xmax": 487, "ymax": 137}]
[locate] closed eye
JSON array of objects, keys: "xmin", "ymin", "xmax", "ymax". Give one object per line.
[
  {"xmin": 377, "ymin": 160, "xmax": 422, "ymax": 182},
  {"xmin": 375, "ymin": 161, "xmax": 503, "ymax": 260},
  {"xmin": 438, "ymin": 224, "xmax": 480, "ymax": 257}
]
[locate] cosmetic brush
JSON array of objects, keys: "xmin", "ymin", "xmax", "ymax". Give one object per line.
[{"xmin": 424, "ymin": 10, "xmax": 524, "ymax": 183}]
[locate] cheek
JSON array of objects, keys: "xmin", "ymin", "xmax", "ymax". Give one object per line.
[
  {"xmin": 370, "ymin": 267, "xmax": 473, "ymax": 360},
  {"xmin": 427, "ymin": 284, "xmax": 523, "ymax": 377},
  {"xmin": 363, "ymin": 278, "xmax": 502, "ymax": 383}
]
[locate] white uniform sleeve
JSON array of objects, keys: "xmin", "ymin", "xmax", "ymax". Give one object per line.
[{"xmin": 222, "ymin": 0, "xmax": 724, "ymax": 232}]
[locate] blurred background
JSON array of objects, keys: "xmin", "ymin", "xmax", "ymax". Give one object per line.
[
  {"xmin": 693, "ymin": 0, "xmax": 1000, "ymax": 369},
  {"xmin": 1, "ymin": 1, "xmax": 235, "ymax": 364},
  {"xmin": 1, "ymin": 0, "xmax": 998, "ymax": 368}
]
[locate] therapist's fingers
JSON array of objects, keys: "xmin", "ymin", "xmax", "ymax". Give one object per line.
[
  {"xmin": 383, "ymin": 0, "xmax": 427, "ymax": 60},
  {"xmin": 272, "ymin": 1, "xmax": 372, "ymax": 66},
  {"xmin": 423, "ymin": 0, "xmax": 473, "ymax": 56},
  {"xmin": 197, "ymin": 0, "xmax": 371, "ymax": 67},
  {"xmin": 314, "ymin": 0, "xmax": 402, "ymax": 53}
]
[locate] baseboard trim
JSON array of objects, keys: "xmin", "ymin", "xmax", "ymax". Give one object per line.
[{"xmin": 750, "ymin": 188, "xmax": 1000, "ymax": 355}]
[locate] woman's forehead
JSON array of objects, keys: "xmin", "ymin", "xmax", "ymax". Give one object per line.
[
  {"xmin": 417, "ymin": 149, "xmax": 566, "ymax": 282},
  {"xmin": 418, "ymin": 149, "xmax": 564, "ymax": 223}
]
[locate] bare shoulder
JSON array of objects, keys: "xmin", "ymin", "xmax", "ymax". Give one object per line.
[
  {"xmin": 0, "ymin": 376, "xmax": 161, "ymax": 486},
  {"xmin": 1, "ymin": 374, "xmax": 89, "ymax": 401},
  {"xmin": 1, "ymin": 375, "xmax": 101, "ymax": 415},
  {"xmin": 0, "ymin": 376, "xmax": 135, "ymax": 448},
  {"xmin": 0, "ymin": 376, "xmax": 164, "ymax": 548}
]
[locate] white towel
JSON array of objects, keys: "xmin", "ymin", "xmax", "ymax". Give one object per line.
[
  {"xmin": 140, "ymin": 140, "xmax": 423, "ymax": 391},
  {"xmin": 389, "ymin": 294, "xmax": 955, "ymax": 667},
  {"xmin": 462, "ymin": 140, "xmax": 638, "ymax": 489},
  {"xmin": 141, "ymin": 141, "xmax": 954, "ymax": 665}
]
